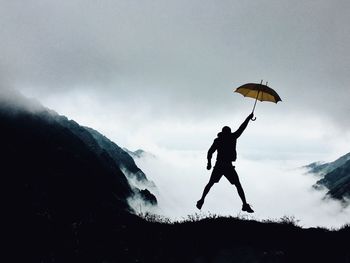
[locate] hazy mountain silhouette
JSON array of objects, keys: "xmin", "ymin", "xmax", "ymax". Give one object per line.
[
  {"xmin": 316, "ymin": 160, "xmax": 350, "ymax": 202},
  {"xmin": 1, "ymin": 91, "xmax": 157, "ymax": 213},
  {"xmin": 85, "ymin": 128, "xmax": 153, "ymax": 184},
  {"xmin": 306, "ymin": 152, "xmax": 350, "ymax": 175},
  {"xmin": 123, "ymin": 148, "xmax": 155, "ymax": 159},
  {"xmin": 306, "ymin": 152, "xmax": 350, "ymax": 202},
  {"xmin": 2, "ymin": 91, "xmax": 349, "ymax": 262}
]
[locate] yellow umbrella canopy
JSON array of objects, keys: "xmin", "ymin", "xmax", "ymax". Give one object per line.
[
  {"xmin": 234, "ymin": 81, "xmax": 282, "ymax": 120},
  {"xmin": 235, "ymin": 83, "xmax": 282, "ymax": 103}
]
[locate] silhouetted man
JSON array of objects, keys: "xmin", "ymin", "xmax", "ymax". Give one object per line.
[{"xmin": 196, "ymin": 113, "xmax": 254, "ymax": 213}]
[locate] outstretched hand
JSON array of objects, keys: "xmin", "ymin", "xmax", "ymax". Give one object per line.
[
  {"xmin": 248, "ymin": 112, "xmax": 254, "ymax": 120},
  {"xmin": 207, "ymin": 162, "xmax": 212, "ymax": 170}
]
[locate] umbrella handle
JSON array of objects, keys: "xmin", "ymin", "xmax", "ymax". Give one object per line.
[{"xmin": 250, "ymin": 84, "xmax": 260, "ymax": 122}]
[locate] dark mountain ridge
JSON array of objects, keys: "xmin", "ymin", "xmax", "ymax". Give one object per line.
[
  {"xmin": 306, "ymin": 152, "xmax": 350, "ymax": 202},
  {"xmin": 1, "ymin": 91, "xmax": 157, "ymax": 214},
  {"xmin": 85, "ymin": 127, "xmax": 153, "ymax": 185},
  {"xmin": 1, "ymin": 100, "xmax": 131, "ymax": 212},
  {"xmin": 123, "ymin": 148, "xmax": 155, "ymax": 159},
  {"xmin": 305, "ymin": 152, "xmax": 350, "ymax": 175},
  {"xmin": 316, "ymin": 159, "xmax": 350, "ymax": 201}
]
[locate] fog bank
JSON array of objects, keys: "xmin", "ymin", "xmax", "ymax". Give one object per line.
[{"xmin": 135, "ymin": 149, "xmax": 350, "ymax": 228}]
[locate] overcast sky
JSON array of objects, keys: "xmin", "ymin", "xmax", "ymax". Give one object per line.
[
  {"xmin": 1, "ymin": 0, "xmax": 350, "ymax": 226},
  {"xmin": 1, "ymin": 0, "xmax": 350, "ymax": 156},
  {"xmin": 1, "ymin": 0, "xmax": 349, "ymax": 148}
]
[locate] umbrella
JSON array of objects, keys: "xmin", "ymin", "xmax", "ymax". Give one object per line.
[{"xmin": 234, "ymin": 80, "xmax": 282, "ymax": 121}]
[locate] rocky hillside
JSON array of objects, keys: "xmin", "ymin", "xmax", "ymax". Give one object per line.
[
  {"xmin": 306, "ymin": 152, "xmax": 350, "ymax": 202},
  {"xmin": 306, "ymin": 152, "xmax": 350, "ymax": 175},
  {"xmin": 85, "ymin": 127, "xmax": 152, "ymax": 184},
  {"xmin": 1, "ymin": 91, "xmax": 157, "ymax": 215},
  {"xmin": 316, "ymin": 160, "xmax": 350, "ymax": 201}
]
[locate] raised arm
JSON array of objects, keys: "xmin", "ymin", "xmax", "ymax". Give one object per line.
[
  {"xmin": 233, "ymin": 113, "xmax": 254, "ymax": 138},
  {"xmin": 207, "ymin": 139, "xmax": 218, "ymax": 170}
]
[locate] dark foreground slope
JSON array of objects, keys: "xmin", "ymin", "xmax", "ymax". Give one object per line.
[
  {"xmin": 10, "ymin": 211, "xmax": 350, "ymax": 263},
  {"xmin": 101, "ymin": 216, "xmax": 350, "ymax": 263}
]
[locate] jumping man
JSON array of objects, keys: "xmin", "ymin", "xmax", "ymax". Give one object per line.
[{"xmin": 196, "ymin": 113, "xmax": 254, "ymax": 213}]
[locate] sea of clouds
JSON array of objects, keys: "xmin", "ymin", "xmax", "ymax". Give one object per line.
[{"xmin": 134, "ymin": 148, "xmax": 350, "ymax": 229}]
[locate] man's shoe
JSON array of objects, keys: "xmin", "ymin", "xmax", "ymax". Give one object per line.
[
  {"xmin": 196, "ymin": 199, "xmax": 204, "ymax": 210},
  {"xmin": 242, "ymin": 203, "xmax": 254, "ymax": 213}
]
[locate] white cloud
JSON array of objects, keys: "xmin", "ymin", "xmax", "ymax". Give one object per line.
[{"xmin": 135, "ymin": 149, "xmax": 350, "ymax": 228}]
